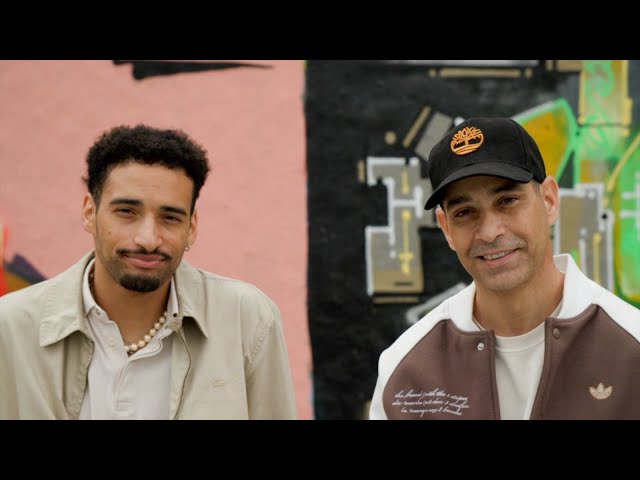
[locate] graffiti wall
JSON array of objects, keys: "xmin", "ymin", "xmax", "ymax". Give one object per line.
[
  {"xmin": 306, "ymin": 60, "xmax": 640, "ymax": 419},
  {"xmin": 0, "ymin": 60, "xmax": 312, "ymax": 419}
]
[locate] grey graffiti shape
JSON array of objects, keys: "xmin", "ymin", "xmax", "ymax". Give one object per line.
[{"xmin": 405, "ymin": 282, "xmax": 468, "ymax": 326}]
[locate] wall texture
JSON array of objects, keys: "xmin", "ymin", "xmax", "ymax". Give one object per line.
[
  {"xmin": 306, "ymin": 60, "xmax": 640, "ymax": 419},
  {"xmin": 0, "ymin": 60, "xmax": 312, "ymax": 419}
]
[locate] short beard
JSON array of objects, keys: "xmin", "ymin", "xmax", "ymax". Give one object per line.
[{"xmin": 119, "ymin": 274, "xmax": 161, "ymax": 292}]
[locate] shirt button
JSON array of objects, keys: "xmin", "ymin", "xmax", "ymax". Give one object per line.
[
  {"xmin": 477, "ymin": 342, "xmax": 485, "ymax": 351},
  {"xmin": 96, "ymin": 310, "xmax": 102, "ymax": 316},
  {"xmin": 107, "ymin": 337, "xmax": 116, "ymax": 346},
  {"xmin": 552, "ymin": 328, "xmax": 560, "ymax": 339}
]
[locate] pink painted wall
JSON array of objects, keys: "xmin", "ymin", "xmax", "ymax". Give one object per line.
[{"xmin": 0, "ymin": 60, "xmax": 312, "ymax": 418}]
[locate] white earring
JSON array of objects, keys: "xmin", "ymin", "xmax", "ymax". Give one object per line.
[{"xmin": 185, "ymin": 244, "xmax": 190, "ymax": 251}]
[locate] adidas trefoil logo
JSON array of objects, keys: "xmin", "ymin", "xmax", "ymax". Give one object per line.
[{"xmin": 589, "ymin": 382, "xmax": 613, "ymax": 400}]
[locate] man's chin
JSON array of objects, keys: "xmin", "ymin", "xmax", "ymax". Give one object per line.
[
  {"xmin": 119, "ymin": 274, "xmax": 162, "ymax": 293},
  {"xmin": 481, "ymin": 272, "xmax": 528, "ymax": 293}
]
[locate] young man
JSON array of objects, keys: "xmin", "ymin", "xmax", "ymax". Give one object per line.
[
  {"xmin": 0, "ymin": 125, "xmax": 297, "ymax": 419},
  {"xmin": 370, "ymin": 117, "xmax": 640, "ymax": 420}
]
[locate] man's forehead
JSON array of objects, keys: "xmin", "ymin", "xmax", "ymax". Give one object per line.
[
  {"xmin": 103, "ymin": 163, "xmax": 191, "ymax": 188},
  {"xmin": 101, "ymin": 164, "xmax": 192, "ymax": 205}
]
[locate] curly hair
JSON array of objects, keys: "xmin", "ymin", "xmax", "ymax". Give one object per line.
[{"xmin": 84, "ymin": 124, "xmax": 210, "ymax": 213}]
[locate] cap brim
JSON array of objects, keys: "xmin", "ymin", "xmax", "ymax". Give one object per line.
[{"xmin": 424, "ymin": 162, "xmax": 534, "ymax": 210}]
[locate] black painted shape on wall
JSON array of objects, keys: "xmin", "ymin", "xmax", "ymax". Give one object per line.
[
  {"xmin": 113, "ymin": 60, "xmax": 271, "ymax": 80},
  {"xmin": 305, "ymin": 61, "xmax": 579, "ymax": 420},
  {"xmin": 4, "ymin": 254, "xmax": 47, "ymax": 284}
]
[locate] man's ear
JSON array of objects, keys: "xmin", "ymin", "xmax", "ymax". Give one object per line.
[
  {"xmin": 436, "ymin": 206, "xmax": 456, "ymax": 252},
  {"xmin": 540, "ymin": 176, "xmax": 560, "ymax": 227},
  {"xmin": 81, "ymin": 193, "xmax": 97, "ymax": 235},
  {"xmin": 187, "ymin": 209, "xmax": 198, "ymax": 249}
]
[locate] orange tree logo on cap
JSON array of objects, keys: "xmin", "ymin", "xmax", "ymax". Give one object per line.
[{"xmin": 450, "ymin": 126, "xmax": 484, "ymax": 155}]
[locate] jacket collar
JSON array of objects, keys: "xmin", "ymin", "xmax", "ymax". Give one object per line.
[
  {"xmin": 39, "ymin": 251, "xmax": 208, "ymax": 347},
  {"xmin": 446, "ymin": 253, "xmax": 594, "ymax": 333},
  {"xmin": 173, "ymin": 258, "xmax": 209, "ymax": 338},
  {"xmin": 448, "ymin": 283, "xmax": 477, "ymax": 331},
  {"xmin": 552, "ymin": 253, "xmax": 594, "ymax": 318},
  {"xmin": 39, "ymin": 252, "xmax": 94, "ymax": 346}
]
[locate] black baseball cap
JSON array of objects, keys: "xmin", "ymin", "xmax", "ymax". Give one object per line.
[{"xmin": 424, "ymin": 117, "xmax": 547, "ymax": 210}]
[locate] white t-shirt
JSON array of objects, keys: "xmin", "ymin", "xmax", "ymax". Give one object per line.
[{"xmin": 473, "ymin": 302, "xmax": 562, "ymax": 420}]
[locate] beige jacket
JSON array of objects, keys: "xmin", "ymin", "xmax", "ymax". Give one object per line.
[{"xmin": 0, "ymin": 252, "xmax": 297, "ymax": 419}]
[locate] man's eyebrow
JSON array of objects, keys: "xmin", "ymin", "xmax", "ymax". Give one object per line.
[
  {"xmin": 444, "ymin": 194, "xmax": 470, "ymax": 210},
  {"xmin": 109, "ymin": 198, "xmax": 142, "ymax": 206},
  {"xmin": 109, "ymin": 198, "xmax": 188, "ymax": 216},
  {"xmin": 160, "ymin": 206, "xmax": 188, "ymax": 216},
  {"xmin": 444, "ymin": 180, "xmax": 526, "ymax": 210},
  {"xmin": 491, "ymin": 180, "xmax": 524, "ymax": 194}
]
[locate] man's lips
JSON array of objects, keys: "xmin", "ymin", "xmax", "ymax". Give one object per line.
[
  {"xmin": 475, "ymin": 249, "xmax": 517, "ymax": 267},
  {"xmin": 477, "ymin": 249, "xmax": 515, "ymax": 261},
  {"xmin": 120, "ymin": 252, "xmax": 171, "ymax": 269}
]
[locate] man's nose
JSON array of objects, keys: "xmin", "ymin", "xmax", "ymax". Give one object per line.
[
  {"xmin": 134, "ymin": 217, "xmax": 162, "ymax": 252},
  {"xmin": 475, "ymin": 210, "xmax": 505, "ymax": 243}
]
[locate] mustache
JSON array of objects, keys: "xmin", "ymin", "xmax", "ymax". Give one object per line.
[
  {"xmin": 470, "ymin": 239, "xmax": 524, "ymax": 258},
  {"xmin": 117, "ymin": 248, "xmax": 173, "ymax": 261}
]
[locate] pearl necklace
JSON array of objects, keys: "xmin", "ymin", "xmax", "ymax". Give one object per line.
[
  {"xmin": 124, "ymin": 312, "xmax": 167, "ymax": 355},
  {"xmin": 88, "ymin": 269, "xmax": 167, "ymax": 355}
]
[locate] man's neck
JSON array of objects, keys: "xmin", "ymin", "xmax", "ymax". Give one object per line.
[{"xmin": 473, "ymin": 258, "xmax": 565, "ymax": 337}]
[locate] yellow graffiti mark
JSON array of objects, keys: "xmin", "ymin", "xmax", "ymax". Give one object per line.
[
  {"xmin": 398, "ymin": 209, "xmax": 414, "ymax": 275},
  {"xmin": 439, "ymin": 68, "xmax": 521, "ymax": 78},
  {"xmin": 516, "ymin": 99, "xmax": 578, "ymax": 180},
  {"xmin": 385, "ymin": 131, "xmax": 397, "ymax": 145},
  {"xmin": 556, "ymin": 60, "xmax": 583, "ymax": 72},
  {"xmin": 592, "ymin": 232, "xmax": 602, "ymax": 285},
  {"xmin": 357, "ymin": 159, "xmax": 366, "ymax": 184},
  {"xmin": 605, "ymin": 130, "xmax": 640, "ymax": 203},
  {"xmin": 403, "ymin": 106, "xmax": 431, "ymax": 148},
  {"xmin": 401, "ymin": 170, "xmax": 410, "ymax": 195},
  {"xmin": 520, "ymin": 106, "xmax": 575, "ymax": 178}
]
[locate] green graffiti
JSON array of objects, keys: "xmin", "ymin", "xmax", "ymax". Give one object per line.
[
  {"xmin": 611, "ymin": 131, "xmax": 640, "ymax": 305},
  {"xmin": 570, "ymin": 248, "xmax": 580, "ymax": 267},
  {"xmin": 581, "ymin": 61, "xmax": 618, "ymax": 159},
  {"xmin": 584, "ymin": 61, "xmax": 615, "ymax": 98}
]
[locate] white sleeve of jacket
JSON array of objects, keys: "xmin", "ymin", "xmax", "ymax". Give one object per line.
[{"xmin": 369, "ymin": 349, "xmax": 389, "ymax": 420}]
